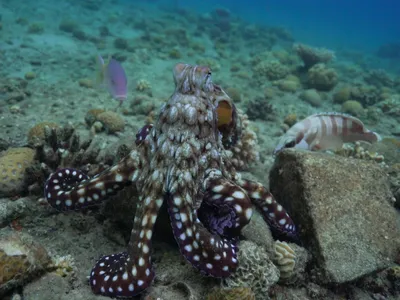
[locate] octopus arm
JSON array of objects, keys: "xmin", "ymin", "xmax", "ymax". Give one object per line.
[
  {"xmin": 89, "ymin": 190, "xmax": 163, "ymax": 298},
  {"xmin": 44, "ymin": 151, "xmax": 143, "ymax": 211},
  {"xmin": 239, "ymin": 179, "xmax": 298, "ymax": 241},
  {"xmin": 167, "ymin": 178, "xmax": 253, "ymax": 278}
]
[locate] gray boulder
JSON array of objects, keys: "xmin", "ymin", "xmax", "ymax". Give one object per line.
[{"xmin": 269, "ymin": 149, "xmax": 400, "ymax": 284}]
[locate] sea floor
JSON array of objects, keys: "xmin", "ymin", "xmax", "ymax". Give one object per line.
[{"xmin": 0, "ymin": 0, "xmax": 399, "ymax": 299}]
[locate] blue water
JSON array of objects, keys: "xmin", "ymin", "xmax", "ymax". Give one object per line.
[{"xmin": 173, "ymin": 0, "xmax": 400, "ymax": 51}]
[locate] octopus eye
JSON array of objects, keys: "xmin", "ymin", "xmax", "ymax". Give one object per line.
[
  {"xmin": 284, "ymin": 140, "xmax": 296, "ymax": 148},
  {"xmin": 216, "ymin": 100, "xmax": 233, "ymax": 128}
]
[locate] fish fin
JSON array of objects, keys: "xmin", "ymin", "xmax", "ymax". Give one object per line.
[
  {"xmin": 309, "ymin": 112, "xmax": 370, "ymax": 128},
  {"xmin": 308, "ymin": 112, "xmax": 358, "ymax": 121},
  {"xmin": 318, "ymin": 135, "xmax": 344, "ymax": 150},
  {"xmin": 95, "ymin": 55, "xmax": 106, "ymax": 86}
]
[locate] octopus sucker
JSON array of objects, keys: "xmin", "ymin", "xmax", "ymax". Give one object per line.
[{"xmin": 43, "ymin": 63, "xmax": 297, "ymax": 298}]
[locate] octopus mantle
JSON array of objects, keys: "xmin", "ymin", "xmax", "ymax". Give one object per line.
[{"xmin": 44, "ymin": 63, "xmax": 297, "ymax": 298}]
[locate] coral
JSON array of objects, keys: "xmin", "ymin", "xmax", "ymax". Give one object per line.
[
  {"xmin": 0, "ymin": 232, "xmax": 52, "ymax": 296},
  {"xmin": 245, "ymin": 97, "xmax": 274, "ymax": 121},
  {"xmin": 349, "ymin": 85, "xmax": 381, "ymax": 106},
  {"xmin": 225, "ymin": 87, "xmax": 242, "ymax": 102},
  {"xmin": 364, "ymin": 69, "xmax": 394, "ymax": 88},
  {"xmin": 168, "ymin": 48, "xmax": 181, "ymax": 59},
  {"xmin": 307, "ymin": 63, "xmax": 338, "ymax": 91},
  {"xmin": 222, "ymin": 241, "xmax": 279, "ymax": 300},
  {"xmin": 96, "ymin": 111, "xmax": 125, "ymax": 134},
  {"xmin": 35, "ymin": 124, "xmax": 105, "ymax": 168},
  {"xmin": 276, "ymin": 79, "xmax": 299, "ymax": 92},
  {"xmin": 28, "ymin": 122, "xmax": 59, "ymax": 146},
  {"xmin": 52, "ymin": 255, "xmax": 75, "ymax": 277},
  {"xmin": 196, "ymin": 58, "xmax": 221, "ymax": 72},
  {"xmin": 341, "ymin": 100, "xmax": 364, "ymax": 117},
  {"xmin": 24, "ymin": 72, "xmax": 36, "ymax": 80},
  {"xmin": 300, "ymin": 89, "xmax": 322, "ymax": 107},
  {"xmin": 59, "ymin": 19, "xmax": 78, "ymax": 33},
  {"xmin": 206, "ymin": 287, "xmax": 255, "ymax": 300},
  {"xmin": 72, "ymin": 29, "xmax": 87, "ymax": 41},
  {"xmin": 333, "ymin": 86, "xmax": 351, "ymax": 104},
  {"xmin": 9, "ymin": 105, "xmax": 22, "ymax": 114},
  {"xmin": 376, "ymin": 43, "xmax": 400, "ymax": 59},
  {"xmin": 273, "ymin": 241, "xmax": 296, "ymax": 280},
  {"xmin": 284, "ymin": 113, "xmax": 297, "ymax": 127},
  {"xmin": 293, "ymin": 43, "xmax": 335, "ymax": 69},
  {"xmin": 334, "ymin": 142, "xmax": 386, "ymax": 167},
  {"xmin": 387, "ymin": 265, "xmax": 400, "ymax": 293},
  {"xmin": 253, "ymin": 60, "xmax": 289, "ymax": 81},
  {"xmin": 85, "ymin": 109, "xmax": 106, "ymax": 127},
  {"xmin": 26, "ymin": 124, "xmax": 117, "ymax": 195},
  {"xmin": 136, "ymin": 79, "xmax": 152, "ymax": 96},
  {"xmin": 0, "ymin": 249, "xmax": 30, "ymax": 284},
  {"xmin": 81, "ymin": 0, "xmax": 102, "ymax": 11},
  {"xmin": 99, "ymin": 25, "xmax": 110, "ymax": 37},
  {"xmin": 0, "ymin": 148, "xmax": 36, "ymax": 197},
  {"xmin": 230, "ymin": 64, "xmax": 240, "ymax": 72},
  {"xmin": 263, "ymin": 87, "xmax": 277, "ymax": 99},
  {"xmin": 130, "ymin": 94, "xmax": 157, "ymax": 116},
  {"xmin": 27, "ymin": 23, "xmax": 44, "ymax": 34},
  {"xmin": 0, "ymin": 77, "xmax": 31, "ymax": 104},
  {"xmin": 387, "ymin": 164, "xmax": 400, "ymax": 209},
  {"xmin": 78, "ymin": 78, "xmax": 94, "ymax": 88},
  {"xmin": 114, "ymin": 37, "xmax": 128, "ymax": 50},
  {"xmin": 378, "ymin": 96, "xmax": 400, "ymax": 116}
]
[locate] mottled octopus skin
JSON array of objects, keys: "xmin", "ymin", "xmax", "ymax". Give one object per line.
[{"xmin": 44, "ymin": 63, "xmax": 297, "ymax": 298}]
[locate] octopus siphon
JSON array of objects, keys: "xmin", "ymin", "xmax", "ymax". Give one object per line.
[{"xmin": 44, "ymin": 63, "xmax": 297, "ymax": 298}]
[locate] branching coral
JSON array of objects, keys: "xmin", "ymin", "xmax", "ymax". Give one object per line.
[
  {"xmin": 26, "ymin": 124, "xmax": 115, "ymax": 194},
  {"xmin": 333, "ymin": 142, "xmax": 386, "ymax": 167}
]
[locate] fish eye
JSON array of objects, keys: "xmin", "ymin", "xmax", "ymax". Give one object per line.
[{"xmin": 285, "ymin": 140, "xmax": 296, "ymax": 148}]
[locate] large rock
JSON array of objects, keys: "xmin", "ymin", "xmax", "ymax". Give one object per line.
[{"xmin": 269, "ymin": 149, "xmax": 400, "ymax": 284}]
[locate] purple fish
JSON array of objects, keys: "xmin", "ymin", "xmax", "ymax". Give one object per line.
[{"xmin": 97, "ymin": 55, "xmax": 127, "ymax": 105}]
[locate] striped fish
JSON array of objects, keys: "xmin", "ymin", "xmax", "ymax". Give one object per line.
[{"xmin": 274, "ymin": 112, "xmax": 381, "ymax": 154}]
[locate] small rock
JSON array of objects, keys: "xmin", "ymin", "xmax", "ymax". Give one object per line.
[{"xmin": 0, "ymin": 229, "xmax": 52, "ymax": 296}]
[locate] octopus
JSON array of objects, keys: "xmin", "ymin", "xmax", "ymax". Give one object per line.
[{"xmin": 44, "ymin": 63, "xmax": 297, "ymax": 298}]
